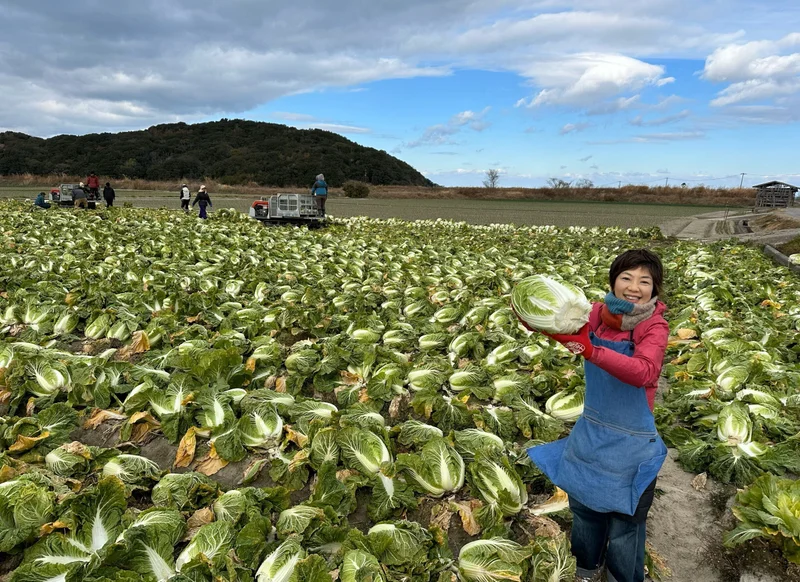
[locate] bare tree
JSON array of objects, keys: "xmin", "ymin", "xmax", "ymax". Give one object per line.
[
  {"xmin": 546, "ymin": 178, "xmax": 573, "ymax": 189},
  {"xmin": 574, "ymin": 178, "xmax": 594, "ymax": 188},
  {"xmin": 483, "ymin": 169, "xmax": 500, "ymax": 188}
]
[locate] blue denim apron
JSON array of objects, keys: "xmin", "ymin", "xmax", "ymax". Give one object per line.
[{"xmin": 527, "ymin": 332, "xmax": 667, "ymax": 515}]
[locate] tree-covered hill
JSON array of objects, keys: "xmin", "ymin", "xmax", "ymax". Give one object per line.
[{"xmin": 0, "ymin": 119, "xmax": 435, "ymax": 187}]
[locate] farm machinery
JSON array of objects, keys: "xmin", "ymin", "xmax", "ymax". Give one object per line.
[
  {"xmin": 49, "ymin": 184, "xmax": 99, "ymax": 209},
  {"xmin": 249, "ymin": 193, "xmax": 325, "ymax": 227}
]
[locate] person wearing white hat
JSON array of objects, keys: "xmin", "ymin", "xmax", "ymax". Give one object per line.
[
  {"xmin": 179, "ymin": 183, "xmax": 191, "ymax": 212},
  {"xmin": 192, "ymin": 185, "xmax": 212, "ymax": 218}
]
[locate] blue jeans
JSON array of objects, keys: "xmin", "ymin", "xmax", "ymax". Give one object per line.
[{"xmin": 569, "ymin": 478, "xmax": 656, "ymax": 582}]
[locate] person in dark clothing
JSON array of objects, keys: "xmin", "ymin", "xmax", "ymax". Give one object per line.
[
  {"xmin": 34, "ymin": 192, "xmax": 51, "ymax": 209},
  {"xmin": 103, "ymin": 182, "xmax": 115, "ymax": 207},
  {"xmin": 192, "ymin": 185, "xmax": 212, "ymax": 218},
  {"xmin": 310, "ymin": 173, "xmax": 327, "ymax": 215},
  {"xmin": 179, "ymin": 183, "xmax": 191, "ymax": 212}
]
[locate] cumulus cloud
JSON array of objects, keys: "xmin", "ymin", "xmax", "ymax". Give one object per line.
[
  {"xmin": 703, "ymin": 34, "xmax": 800, "ymax": 107},
  {"xmin": 515, "ymin": 53, "xmax": 670, "ymax": 109},
  {"xmin": 0, "ymin": 0, "xmax": 793, "ymax": 136}
]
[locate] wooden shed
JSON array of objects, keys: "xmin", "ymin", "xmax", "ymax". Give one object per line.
[{"xmin": 753, "ymin": 181, "xmax": 798, "ymax": 208}]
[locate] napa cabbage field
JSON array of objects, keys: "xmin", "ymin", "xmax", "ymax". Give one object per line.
[{"xmin": 0, "ymin": 200, "xmax": 798, "ymax": 581}]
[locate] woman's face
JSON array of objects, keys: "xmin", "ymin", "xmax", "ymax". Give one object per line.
[{"xmin": 613, "ymin": 266, "xmax": 653, "ymax": 304}]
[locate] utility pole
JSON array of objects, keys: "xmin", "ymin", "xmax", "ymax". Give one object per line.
[
  {"xmin": 618, "ymin": 181, "xmax": 621, "ymax": 188},
  {"xmin": 739, "ymin": 173, "xmax": 746, "ymax": 189},
  {"xmin": 665, "ymin": 177, "xmax": 669, "ymax": 187}
]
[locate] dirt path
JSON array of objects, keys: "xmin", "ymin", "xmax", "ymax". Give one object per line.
[{"xmin": 648, "ymin": 449, "xmax": 726, "ymax": 581}]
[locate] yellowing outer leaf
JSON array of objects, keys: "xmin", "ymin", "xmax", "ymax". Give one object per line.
[
  {"xmin": 195, "ymin": 443, "xmax": 229, "ymax": 476},
  {"xmin": 174, "ymin": 427, "xmax": 197, "ymax": 468},
  {"xmin": 529, "ymin": 487, "xmax": 569, "ymax": 516},
  {"xmin": 676, "ymin": 328, "xmax": 698, "ymax": 339},
  {"xmin": 9, "ymin": 431, "xmax": 50, "ymax": 452},
  {"xmin": 39, "ymin": 520, "xmax": 70, "ymax": 536},
  {"xmin": 83, "ymin": 408, "xmax": 127, "ymax": 429},
  {"xmin": 451, "ymin": 500, "xmax": 482, "ymax": 536}
]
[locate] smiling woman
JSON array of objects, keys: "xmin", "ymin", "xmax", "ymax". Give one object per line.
[{"xmin": 517, "ymin": 248, "xmax": 670, "ymax": 582}]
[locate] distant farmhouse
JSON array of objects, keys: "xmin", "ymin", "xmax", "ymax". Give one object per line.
[{"xmin": 753, "ymin": 181, "xmax": 798, "ymax": 208}]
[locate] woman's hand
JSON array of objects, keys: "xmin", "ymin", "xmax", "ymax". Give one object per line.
[
  {"xmin": 511, "ymin": 305, "xmax": 594, "ymax": 358},
  {"xmin": 542, "ymin": 324, "xmax": 594, "ymax": 359}
]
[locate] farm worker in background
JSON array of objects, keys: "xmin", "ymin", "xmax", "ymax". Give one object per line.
[
  {"xmin": 103, "ymin": 182, "xmax": 115, "ymax": 207},
  {"xmin": 73, "ymin": 184, "xmax": 88, "ymax": 208},
  {"xmin": 34, "ymin": 192, "xmax": 51, "ymax": 209},
  {"xmin": 179, "ymin": 183, "xmax": 191, "ymax": 212},
  {"xmin": 514, "ymin": 249, "xmax": 669, "ymax": 582},
  {"xmin": 86, "ymin": 172, "xmax": 100, "ymax": 196},
  {"xmin": 192, "ymin": 185, "xmax": 212, "ymax": 219},
  {"xmin": 310, "ymin": 173, "xmax": 327, "ymax": 215}
]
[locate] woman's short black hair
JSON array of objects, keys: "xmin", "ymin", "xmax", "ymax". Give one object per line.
[{"xmin": 609, "ymin": 249, "xmax": 664, "ymax": 298}]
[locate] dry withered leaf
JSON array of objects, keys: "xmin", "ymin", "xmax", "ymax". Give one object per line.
[
  {"xmin": 64, "ymin": 293, "xmax": 78, "ymax": 306},
  {"xmin": 524, "ymin": 514, "xmax": 562, "ymax": 538},
  {"xmin": 275, "ymin": 376, "xmax": 287, "ymax": 393},
  {"xmin": 429, "ymin": 502, "xmax": 455, "ymax": 532},
  {"xmin": 195, "ymin": 444, "xmax": 229, "ymax": 476},
  {"xmin": 62, "ymin": 442, "xmax": 91, "ymax": 458},
  {"xmin": 183, "ymin": 507, "xmax": 215, "ymax": 541},
  {"xmin": 83, "ymin": 409, "xmax": 127, "ymax": 430},
  {"xmin": 285, "ymin": 426, "xmax": 308, "ymax": 448},
  {"xmin": 0, "ymin": 465, "xmax": 17, "ymax": 482},
  {"xmin": 691, "ymin": 472, "xmax": 708, "ymax": 491},
  {"xmin": 187, "ymin": 507, "xmax": 215, "ymax": 529},
  {"xmin": 127, "ymin": 411, "xmax": 161, "ymax": 444},
  {"xmin": 9, "ymin": 431, "xmax": 50, "ymax": 453},
  {"xmin": 450, "ymin": 499, "xmax": 482, "ymax": 536},
  {"xmin": 245, "ymin": 357, "xmax": 257, "ymax": 373},
  {"xmin": 174, "ymin": 427, "xmax": 197, "ymax": 468},
  {"xmin": 388, "ymin": 394, "xmax": 405, "ymax": 419},
  {"xmin": 336, "ymin": 469, "xmax": 360, "ymax": 481},
  {"xmin": 117, "ymin": 331, "xmax": 151, "ymax": 360},
  {"xmin": 676, "ymin": 328, "xmax": 698, "ymax": 340},
  {"xmin": 0, "ymin": 388, "xmax": 11, "ymax": 406},
  {"xmin": 264, "ymin": 375, "xmax": 277, "ymax": 390},
  {"xmin": 25, "ymin": 397, "xmax": 36, "ymax": 417}
]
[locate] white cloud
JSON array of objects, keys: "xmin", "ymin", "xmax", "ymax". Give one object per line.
[
  {"xmin": 560, "ymin": 122, "xmax": 592, "ymax": 134},
  {"xmin": 703, "ymin": 33, "xmax": 800, "ymax": 107},
  {"xmin": 406, "ymin": 107, "xmax": 491, "ymax": 148},
  {"xmin": 271, "ymin": 112, "xmax": 317, "ymax": 121},
  {"xmin": 516, "ymin": 53, "xmax": 669, "ymax": 109},
  {"xmin": 630, "ymin": 109, "xmax": 691, "ymax": 126}
]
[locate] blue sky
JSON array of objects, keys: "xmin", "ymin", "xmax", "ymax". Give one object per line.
[{"xmin": 1, "ymin": 0, "xmax": 798, "ymax": 187}]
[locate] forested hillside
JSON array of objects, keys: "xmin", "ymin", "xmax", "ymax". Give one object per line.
[{"xmin": 0, "ymin": 119, "xmax": 434, "ymax": 187}]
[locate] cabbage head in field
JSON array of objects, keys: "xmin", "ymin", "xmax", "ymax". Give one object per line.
[{"xmin": 511, "ymin": 275, "xmax": 591, "ymax": 334}]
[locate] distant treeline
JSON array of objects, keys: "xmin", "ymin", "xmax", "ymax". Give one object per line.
[{"xmin": 0, "ymin": 119, "xmax": 435, "ymax": 188}]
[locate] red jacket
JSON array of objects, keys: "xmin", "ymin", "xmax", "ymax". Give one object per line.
[
  {"xmin": 87, "ymin": 175, "xmax": 100, "ymax": 189},
  {"xmin": 586, "ymin": 301, "xmax": 668, "ymax": 411}
]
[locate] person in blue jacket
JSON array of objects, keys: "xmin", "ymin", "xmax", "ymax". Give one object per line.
[
  {"xmin": 34, "ymin": 192, "xmax": 51, "ymax": 209},
  {"xmin": 514, "ymin": 249, "xmax": 669, "ymax": 582},
  {"xmin": 310, "ymin": 173, "xmax": 327, "ymax": 215}
]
